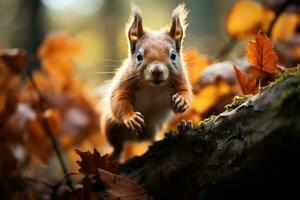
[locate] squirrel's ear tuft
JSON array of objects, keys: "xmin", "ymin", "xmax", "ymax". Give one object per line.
[
  {"xmin": 127, "ymin": 4, "xmax": 144, "ymax": 54},
  {"xmin": 168, "ymin": 4, "xmax": 189, "ymax": 51}
]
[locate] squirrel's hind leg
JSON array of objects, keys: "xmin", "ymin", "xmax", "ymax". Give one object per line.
[{"xmin": 105, "ymin": 119, "xmax": 132, "ymax": 160}]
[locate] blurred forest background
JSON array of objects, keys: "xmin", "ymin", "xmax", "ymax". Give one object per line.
[
  {"xmin": 0, "ymin": 0, "xmax": 299, "ymax": 198},
  {"xmin": 0, "ymin": 0, "xmax": 241, "ymax": 176},
  {"xmin": 0, "ymin": 0, "xmax": 238, "ymax": 86}
]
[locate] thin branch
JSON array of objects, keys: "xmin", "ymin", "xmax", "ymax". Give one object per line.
[
  {"xmin": 216, "ymin": 37, "xmax": 237, "ymax": 60},
  {"xmin": 26, "ymin": 70, "xmax": 80, "ymax": 199},
  {"xmin": 0, "ymin": 176, "xmax": 54, "ymax": 189}
]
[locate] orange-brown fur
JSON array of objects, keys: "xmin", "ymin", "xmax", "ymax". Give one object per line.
[{"xmin": 102, "ymin": 4, "xmax": 192, "ymax": 160}]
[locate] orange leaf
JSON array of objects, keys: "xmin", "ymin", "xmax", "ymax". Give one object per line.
[
  {"xmin": 38, "ymin": 32, "xmax": 81, "ymax": 76},
  {"xmin": 246, "ymin": 30, "xmax": 279, "ymax": 73},
  {"xmin": 233, "ymin": 64, "xmax": 258, "ymax": 95},
  {"xmin": 271, "ymin": 12, "xmax": 298, "ymax": 42},
  {"xmin": 183, "ymin": 49, "xmax": 210, "ymax": 84},
  {"xmin": 226, "ymin": 1, "xmax": 274, "ymax": 39},
  {"xmin": 75, "ymin": 148, "xmax": 119, "ymax": 174}
]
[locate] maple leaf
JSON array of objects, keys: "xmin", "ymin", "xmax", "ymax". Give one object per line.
[
  {"xmin": 233, "ymin": 64, "xmax": 259, "ymax": 95},
  {"xmin": 246, "ymin": 30, "xmax": 279, "ymax": 74},
  {"xmin": 75, "ymin": 148, "xmax": 119, "ymax": 174}
]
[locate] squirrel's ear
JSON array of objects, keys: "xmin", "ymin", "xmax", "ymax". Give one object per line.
[
  {"xmin": 168, "ymin": 4, "xmax": 188, "ymax": 51},
  {"xmin": 127, "ymin": 4, "xmax": 144, "ymax": 54}
]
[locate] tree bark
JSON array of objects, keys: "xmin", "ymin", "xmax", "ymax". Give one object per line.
[{"xmin": 122, "ymin": 71, "xmax": 300, "ymax": 200}]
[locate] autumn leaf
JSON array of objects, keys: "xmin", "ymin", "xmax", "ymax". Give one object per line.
[
  {"xmin": 271, "ymin": 12, "xmax": 299, "ymax": 42},
  {"xmin": 246, "ymin": 30, "xmax": 279, "ymax": 73},
  {"xmin": 80, "ymin": 169, "xmax": 152, "ymax": 200},
  {"xmin": 192, "ymin": 80, "xmax": 231, "ymax": 113},
  {"xmin": 183, "ymin": 48, "xmax": 210, "ymax": 84},
  {"xmin": 226, "ymin": 1, "xmax": 274, "ymax": 39},
  {"xmin": 233, "ymin": 64, "xmax": 259, "ymax": 95},
  {"xmin": 0, "ymin": 49, "xmax": 27, "ymax": 74},
  {"xmin": 38, "ymin": 32, "xmax": 81, "ymax": 77},
  {"xmin": 75, "ymin": 148, "xmax": 119, "ymax": 174}
]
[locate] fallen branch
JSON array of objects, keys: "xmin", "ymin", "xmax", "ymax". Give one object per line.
[{"xmin": 122, "ymin": 70, "xmax": 300, "ymax": 200}]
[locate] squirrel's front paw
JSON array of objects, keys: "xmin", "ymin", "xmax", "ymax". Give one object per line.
[
  {"xmin": 172, "ymin": 93, "xmax": 190, "ymax": 113},
  {"xmin": 123, "ymin": 112, "xmax": 144, "ymax": 135}
]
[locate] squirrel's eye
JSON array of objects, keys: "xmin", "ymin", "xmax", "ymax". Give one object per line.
[
  {"xmin": 136, "ymin": 51, "xmax": 143, "ymax": 62},
  {"xmin": 170, "ymin": 51, "xmax": 177, "ymax": 61}
]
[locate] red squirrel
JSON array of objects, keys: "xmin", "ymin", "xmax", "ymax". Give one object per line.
[{"xmin": 102, "ymin": 4, "xmax": 193, "ymax": 160}]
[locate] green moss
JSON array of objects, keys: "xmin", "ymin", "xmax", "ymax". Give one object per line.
[
  {"xmin": 261, "ymin": 65, "xmax": 300, "ymax": 92},
  {"xmin": 197, "ymin": 115, "xmax": 217, "ymax": 129},
  {"xmin": 225, "ymin": 95, "xmax": 251, "ymax": 111},
  {"xmin": 270, "ymin": 67, "xmax": 300, "ymax": 114}
]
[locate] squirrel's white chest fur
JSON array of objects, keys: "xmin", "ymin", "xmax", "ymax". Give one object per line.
[{"xmin": 134, "ymin": 84, "xmax": 173, "ymax": 129}]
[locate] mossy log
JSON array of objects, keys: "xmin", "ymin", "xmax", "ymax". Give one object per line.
[{"xmin": 122, "ymin": 70, "xmax": 300, "ymax": 200}]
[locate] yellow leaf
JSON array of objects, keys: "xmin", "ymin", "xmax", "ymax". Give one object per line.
[
  {"xmin": 38, "ymin": 32, "xmax": 81, "ymax": 76},
  {"xmin": 226, "ymin": 0, "xmax": 274, "ymax": 39},
  {"xmin": 272, "ymin": 12, "xmax": 299, "ymax": 42},
  {"xmin": 192, "ymin": 81, "xmax": 231, "ymax": 113},
  {"xmin": 183, "ymin": 49, "xmax": 210, "ymax": 84}
]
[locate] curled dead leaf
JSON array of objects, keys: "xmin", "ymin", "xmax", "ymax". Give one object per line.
[{"xmin": 233, "ymin": 64, "xmax": 259, "ymax": 95}]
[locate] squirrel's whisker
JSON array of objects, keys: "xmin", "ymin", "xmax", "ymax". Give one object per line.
[
  {"xmin": 98, "ymin": 58, "xmax": 124, "ymax": 62},
  {"xmin": 95, "ymin": 71, "xmax": 116, "ymax": 74}
]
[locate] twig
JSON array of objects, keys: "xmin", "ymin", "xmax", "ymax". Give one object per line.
[
  {"xmin": 216, "ymin": 37, "xmax": 237, "ymax": 60},
  {"xmin": 57, "ymin": 172, "xmax": 82, "ymax": 188},
  {"xmin": 26, "ymin": 70, "xmax": 80, "ymax": 199},
  {"xmin": 0, "ymin": 176, "xmax": 54, "ymax": 189}
]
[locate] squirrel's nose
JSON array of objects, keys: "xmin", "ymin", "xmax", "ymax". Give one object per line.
[{"xmin": 151, "ymin": 68, "xmax": 163, "ymax": 78}]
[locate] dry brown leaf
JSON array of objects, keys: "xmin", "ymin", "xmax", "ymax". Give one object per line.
[
  {"xmin": 80, "ymin": 170, "xmax": 153, "ymax": 200},
  {"xmin": 0, "ymin": 49, "xmax": 27, "ymax": 74},
  {"xmin": 233, "ymin": 64, "xmax": 259, "ymax": 95},
  {"xmin": 75, "ymin": 148, "xmax": 120, "ymax": 174},
  {"xmin": 246, "ymin": 30, "xmax": 279, "ymax": 73},
  {"xmin": 97, "ymin": 169, "xmax": 153, "ymax": 200}
]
